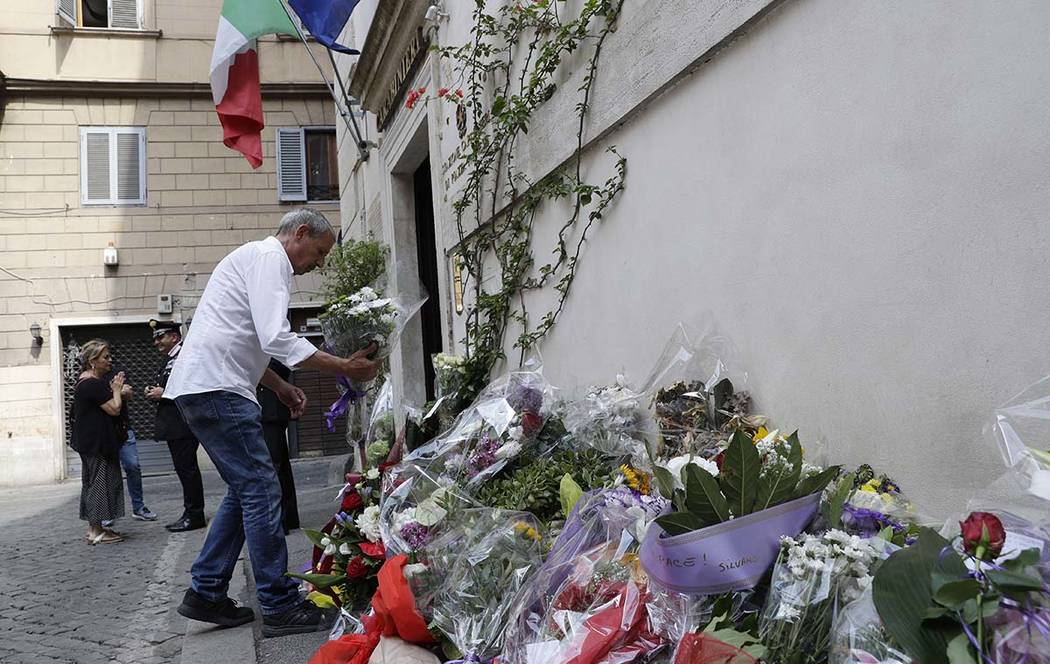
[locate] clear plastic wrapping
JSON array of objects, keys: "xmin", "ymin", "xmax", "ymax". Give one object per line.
[
  {"xmin": 641, "ymin": 324, "xmax": 764, "ymax": 461},
  {"xmin": 502, "ymin": 487, "xmax": 680, "ymax": 664},
  {"xmin": 402, "ymin": 361, "xmax": 556, "ymax": 488},
  {"xmin": 562, "ymin": 374, "xmax": 654, "ymax": 469},
  {"xmin": 363, "ymin": 379, "xmax": 396, "ymax": 469},
  {"xmin": 828, "ymin": 585, "xmax": 910, "ymax": 664},
  {"xmin": 988, "ymin": 374, "xmax": 1050, "ymax": 502},
  {"xmin": 758, "ymin": 530, "xmax": 879, "ymax": 663},
  {"xmin": 422, "ymin": 508, "xmax": 548, "ymax": 662},
  {"xmin": 320, "ymin": 278, "xmax": 427, "ymax": 362}
]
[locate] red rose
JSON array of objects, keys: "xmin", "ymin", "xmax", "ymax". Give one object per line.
[
  {"xmin": 341, "ymin": 491, "xmax": 364, "ymax": 512},
  {"xmin": 455, "ymin": 89, "xmax": 464, "ymax": 98},
  {"xmin": 345, "ymin": 556, "xmax": 369, "ymax": 579},
  {"xmin": 438, "ymin": 87, "xmax": 449, "ymax": 97},
  {"xmin": 960, "ymin": 511, "xmax": 1006, "ymax": 560},
  {"xmin": 359, "ymin": 540, "xmax": 386, "ymax": 559},
  {"xmin": 714, "ymin": 450, "xmax": 726, "ymax": 471},
  {"xmin": 345, "ymin": 472, "xmax": 363, "ymax": 485},
  {"xmin": 521, "ymin": 411, "xmax": 543, "ymax": 436}
]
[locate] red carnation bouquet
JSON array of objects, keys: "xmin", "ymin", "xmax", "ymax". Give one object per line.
[{"xmin": 292, "ymin": 470, "xmax": 388, "ymax": 609}]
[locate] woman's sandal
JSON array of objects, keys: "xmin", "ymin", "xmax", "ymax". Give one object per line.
[{"xmin": 87, "ymin": 531, "xmax": 125, "ymax": 545}]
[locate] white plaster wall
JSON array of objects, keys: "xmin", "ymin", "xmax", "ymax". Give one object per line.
[{"xmin": 478, "ymin": 0, "xmax": 1050, "ymax": 518}]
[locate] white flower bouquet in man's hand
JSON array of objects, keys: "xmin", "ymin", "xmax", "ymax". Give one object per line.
[
  {"xmin": 319, "ymin": 280, "xmax": 427, "ymax": 433},
  {"xmin": 320, "ymin": 283, "xmax": 425, "ymax": 361}
]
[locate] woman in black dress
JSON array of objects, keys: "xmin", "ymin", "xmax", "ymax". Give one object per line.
[{"xmin": 72, "ymin": 339, "xmax": 128, "ymax": 545}]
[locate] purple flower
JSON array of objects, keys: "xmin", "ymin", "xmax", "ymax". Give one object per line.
[
  {"xmin": 508, "ymin": 384, "xmax": 543, "ymax": 414},
  {"xmin": 400, "ymin": 521, "xmax": 431, "ymax": 549},
  {"xmin": 334, "ymin": 511, "xmax": 351, "ymax": 527},
  {"xmin": 466, "ymin": 433, "xmax": 500, "ymax": 478},
  {"xmin": 842, "ymin": 503, "xmax": 905, "ymax": 538}
]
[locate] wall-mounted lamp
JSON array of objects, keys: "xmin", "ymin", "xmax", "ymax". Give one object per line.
[
  {"xmin": 103, "ymin": 241, "xmax": 119, "ymax": 267},
  {"xmin": 29, "ymin": 323, "xmax": 43, "ymax": 346}
]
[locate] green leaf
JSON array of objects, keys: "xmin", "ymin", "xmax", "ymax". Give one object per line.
[
  {"xmin": 985, "ymin": 568, "xmax": 1047, "ymax": 592},
  {"xmin": 302, "ymin": 528, "xmax": 329, "ymax": 550},
  {"xmin": 559, "ymin": 473, "xmax": 584, "ymax": 519},
  {"xmin": 873, "ymin": 528, "xmax": 967, "ymax": 664},
  {"xmin": 754, "ymin": 454, "xmax": 801, "ymax": 512},
  {"xmin": 924, "ymin": 605, "xmax": 950, "ymax": 620},
  {"xmin": 795, "ymin": 465, "xmax": 842, "ymax": 500},
  {"xmin": 654, "ymin": 511, "xmax": 705, "ymax": 536},
  {"xmin": 1001, "ymin": 547, "xmax": 1042, "ymax": 571},
  {"xmin": 933, "ymin": 579, "xmax": 982, "ymax": 608},
  {"xmin": 821, "ymin": 470, "xmax": 855, "ymax": 529},
  {"xmin": 684, "ymin": 464, "xmax": 730, "ymax": 524},
  {"xmin": 286, "ymin": 572, "xmax": 347, "ymax": 589},
  {"xmin": 492, "ymin": 96, "xmax": 506, "ymax": 115},
  {"xmin": 946, "ymin": 632, "xmax": 978, "ymax": 664},
  {"xmin": 719, "ymin": 430, "xmax": 761, "ymax": 516},
  {"xmin": 653, "ymin": 465, "xmax": 677, "ymax": 501}
]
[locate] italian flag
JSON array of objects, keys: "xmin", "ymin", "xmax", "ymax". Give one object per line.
[{"xmin": 210, "ymin": 0, "xmax": 297, "ymax": 169}]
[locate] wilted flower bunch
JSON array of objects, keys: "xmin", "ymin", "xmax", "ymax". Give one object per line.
[
  {"xmin": 779, "ymin": 530, "xmax": 877, "ymax": 604},
  {"xmin": 319, "ymin": 285, "xmax": 400, "ymax": 359}
]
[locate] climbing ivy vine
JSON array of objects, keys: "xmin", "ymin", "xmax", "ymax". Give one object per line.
[{"xmin": 435, "ymin": 0, "xmax": 628, "ymax": 401}]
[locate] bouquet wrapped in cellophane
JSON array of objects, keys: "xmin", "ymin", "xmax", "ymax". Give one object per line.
[
  {"xmin": 641, "ymin": 324, "xmax": 766, "ymax": 461},
  {"xmin": 502, "ymin": 486, "xmax": 680, "ymax": 664},
  {"xmin": 421, "ymin": 508, "xmax": 548, "ymax": 663},
  {"xmin": 563, "ymin": 374, "xmax": 654, "ymax": 469}
]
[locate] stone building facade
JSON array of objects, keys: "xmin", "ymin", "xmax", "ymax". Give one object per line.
[{"xmin": 0, "ymin": 0, "xmax": 343, "ymax": 485}]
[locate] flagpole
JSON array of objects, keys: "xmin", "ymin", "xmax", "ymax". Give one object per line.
[
  {"xmin": 326, "ymin": 48, "xmax": 368, "ymax": 155},
  {"xmin": 277, "ymin": 0, "xmax": 370, "ymax": 162}
]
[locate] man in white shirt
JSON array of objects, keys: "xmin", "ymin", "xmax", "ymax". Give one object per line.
[{"xmin": 165, "ymin": 208, "xmax": 379, "ymax": 637}]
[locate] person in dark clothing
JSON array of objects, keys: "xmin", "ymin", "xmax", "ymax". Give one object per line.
[
  {"xmin": 257, "ymin": 359, "xmax": 300, "ymax": 534},
  {"xmin": 100, "ymin": 361, "xmax": 158, "ymax": 528},
  {"xmin": 144, "ymin": 320, "xmax": 206, "ymax": 532},
  {"xmin": 72, "ymin": 339, "xmax": 127, "ymax": 545}
]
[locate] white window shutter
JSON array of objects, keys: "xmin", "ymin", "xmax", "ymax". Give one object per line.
[
  {"xmin": 277, "ymin": 128, "xmax": 307, "ymax": 202},
  {"xmin": 115, "ymin": 129, "xmax": 145, "ymax": 203},
  {"xmin": 109, "ymin": 0, "xmax": 140, "ymax": 29},
  {"xmin": 82, "ymin": 131, "xmax": 112, "ymax": 204},
  {"xmin": 56, "ymin": 0, "xmax": 76, "ymax": 27}
]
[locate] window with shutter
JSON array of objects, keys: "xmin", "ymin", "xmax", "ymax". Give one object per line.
[
  {"xmin": 56, "ymin": 0, "xmax": 77, "ymax": 26},
  {"xmin": 108, "ymin": 0, "xmax": 139, "ymax": 29},
  {"xmin": 277, "ymin": 128, "xmax": 307, "ymax": 202},
  {"xmin": 80, "ymin": 127, "xmax": 146, "ymax": 206}
]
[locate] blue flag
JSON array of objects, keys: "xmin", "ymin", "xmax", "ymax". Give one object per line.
[{"xmin": 287, "ymin": 0, "xmax": 361, "ymax": 54}]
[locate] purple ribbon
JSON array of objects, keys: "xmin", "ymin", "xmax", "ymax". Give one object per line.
[
  {"xmin": 639, "ymin": 493, "xmax": 820, "ymax": 594},
  {"xmin": 324, "ymin": 375, "xmax": 367, "ymax": 432},
  {"xmin": 940, "ymin": 546, "xmax": 1050, "ymax": 664},
  {"xmin": 445, "ymin": 655, "xmax": 488, "ymax": 664}
]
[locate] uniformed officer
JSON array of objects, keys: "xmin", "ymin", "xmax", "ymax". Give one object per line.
[{"xmin": 144, "ymin": 320, "xmax": 206, "ymax": 532}]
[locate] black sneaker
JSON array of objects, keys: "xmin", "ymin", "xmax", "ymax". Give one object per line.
[
  {"xmin": 262, "ymin": 601, "xmax": 335, "ymax": 638},
  {"xmin": 177, "ymin": 588, "xmax": 255, "ymax": 628}
]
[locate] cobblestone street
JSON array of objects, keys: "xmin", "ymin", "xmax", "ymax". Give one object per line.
[{"xmin": 0, "ymin": 457, "xmax": 343, "ymax": 664}]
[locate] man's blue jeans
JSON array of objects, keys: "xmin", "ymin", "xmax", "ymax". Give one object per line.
[
  {"xmin": 119, "ymin": 429, "xmax": 145, "ymax": 513},
  {"xmin": 175, "ymin": 390, "xmax": 300, "ymax": 615}
]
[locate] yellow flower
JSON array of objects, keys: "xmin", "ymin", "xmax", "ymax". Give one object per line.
[
  {"xmin": 860, "ymin": 479, "xmax": 881, "ymax": 493},
  {"xmin": 514, "ymin": 521, "xmax": 541, "ymax": 542},
  {"xmin": 619, "ymin": 464, "xmax": 651, "ymax": 495},
  {"xmin": 753, "ymin": 426, "xmax": 770, "ymax": 443}
]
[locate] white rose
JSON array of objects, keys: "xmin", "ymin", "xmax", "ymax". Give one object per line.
[
  {"xmin": 355, "ymin": 505, "xmax": 382, "ymax": 543},
  {"xmin": 403, "ymin": 563, "xmax": 427, "ymax": 579},
  {"xmin": 339, "ymin": 543, "xmax": 351, "ymax": 556}
]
